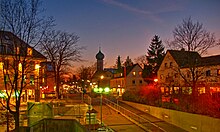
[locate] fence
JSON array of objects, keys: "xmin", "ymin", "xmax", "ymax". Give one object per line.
[{"xmin": 104, "ymin": 98, "xmax": 166, "ymax": 132}]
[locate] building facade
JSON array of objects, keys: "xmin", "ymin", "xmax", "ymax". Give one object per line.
[
  {"xmin": 110, "ymin": 64, "xmax": 147, "ymax": 95},
  {"xmin": 158, "ymin": 49, "xmax": 220, "ymax": 97},
  {"xmin": 0, "ymin": 31, "xmax": 47, "ymax": 101}
]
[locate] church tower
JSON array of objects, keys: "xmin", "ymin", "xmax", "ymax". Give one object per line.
[{"xmin": 96, "ymin": 48, "xmax": 105, "ymax": 71}]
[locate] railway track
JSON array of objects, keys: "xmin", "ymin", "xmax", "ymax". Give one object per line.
[{"xmin": 103, "ymin": 98, "xmax": 187, "ymax": 132}]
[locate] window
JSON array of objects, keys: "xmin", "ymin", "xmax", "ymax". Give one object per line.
[
  {"xmin": 0, "ymin": 62, "xmax": 3, "ymax": 69},
  {"xmin": 30, "ymin": 61, "xmax": 35, "ymax": 71},
  {"xmin": 132, "ymin": 80, "xmax": 135, "ymax": 84},
  {"xmin": 47, "ymin": 64, "xmax": 53, "ymax": 71},
  {"xmin": 160, "ymin": 75, "xmax": 163, "ymax": 79},
  {"xmin": 165, "ymin": 63, "xmax": 167, "ymax": 68},
  {"xmin": 4, "ymin": 60, "xmax": 9, "ymax": 69},
  {"xmin": 174, "ymin": 73, "xmax": 178, "ymax": 78},
  {"xmin": 187, "ymin": 71, "xmax": 190, "ymax": 78},
  {"xmin": 139, "ymin": 80, "xmax": 142, "ymax": 84},
  {"xmin": 139, "ymin": 72, "xmax": 142, "ymax": 76},
  {"xmin": 132, "ymin": 72, "xmax": 136, "ymax": 76},
  {"xmin": 4, "ymin": 74, "xmax": 9, "ymax": 83},
  {"xmin": 217, "ymin": 69, "xmax": 220, "ymax": 76},
  {"xmin": 30, "ymin": 75, "xmax": 35, "ymax": 85},
  {"xmin": 18, "ymin": 63, "xmax": 22, "ymax": 71},
  {"xmin": 170, "ymin": 62, "xmax": 173, "ymax": 67},
  {"xmin": 206, "ymin": 70, "xmax": 211, "ymax": 76},
  {"xmin": 15, "ymin": 47, "xmax": 20, "ymax": 54},
  {"xmin": 23, "ymin": 75, "xmax": 27, "ymax": 84},
  {"xmin": 0, "ymin": 45, "xmax": 6, "ymax": 54},
  {"xmin": 27, "ymin": 48, "xmax": 33, "ymax": 56}
]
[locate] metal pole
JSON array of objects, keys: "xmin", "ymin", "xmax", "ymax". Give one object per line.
[
  {"xmin": 100, "ymin": 93, "xmax": 102, "ymax": 126},
  {"xmin": 117, "ymin": 99, "xmax": 118, "ymax": 110}
]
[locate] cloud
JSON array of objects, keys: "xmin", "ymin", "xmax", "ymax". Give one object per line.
[{"xmin": 100, "ymin": 0, "xmax": 162, "ymax": 23}]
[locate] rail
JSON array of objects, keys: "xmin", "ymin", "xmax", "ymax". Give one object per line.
[{"xmin": 103, "ymin": 98, "xmax": 167, "ymax": 132}]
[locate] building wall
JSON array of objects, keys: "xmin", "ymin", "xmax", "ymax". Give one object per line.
[
  {"xmin": 123, "ymin": 101, "xmax": 220, "ymax": 132},
  {"xmin": 158, "ymin": 51, "xmax": 220, "ymax": 95},
  {"xmin": 126, "ymin": 65, "xmax": 146, "ymax": 91},
  {"xmin": 110, "ymin": 65, "xmax": 147, "ymax": 95},
  {"xmin": 158, "ymin": 52, "xmax": 180, "ymax": 87}
]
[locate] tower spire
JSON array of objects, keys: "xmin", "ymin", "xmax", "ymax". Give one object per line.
[{"xmin": 96, "ymin": 47, "xmax": 105, "ymax": 71}]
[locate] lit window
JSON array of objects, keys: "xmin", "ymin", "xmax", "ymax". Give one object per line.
[
  {"xmin": 132, "ymin": 72, "xmax": 136, "ymax": 76},
  {"xmin": 217, "ymin": 69, "xmax": 220, "ymax": 76},
  {"xmin": 35, "ymin": 64, "xmax": 40, "ymax": 70},
  {"xmin": 27, "ymin": 48, "xmax": 33, "ymax": 56},
  {"xmin": 19, "ymin": 63, "xmax": 22, "ymax": 71},
  {"xmin": 0, "ymin": 62, "xmax": 3, "ymax": 69},
  {"xmin": 139, "ymin": 72, "xmax": 142, "ymax": 75}
]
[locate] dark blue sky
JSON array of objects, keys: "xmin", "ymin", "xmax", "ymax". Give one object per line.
[{"xmin": 43, "ymin": 0, "xmax": 220, "ymax": 69}]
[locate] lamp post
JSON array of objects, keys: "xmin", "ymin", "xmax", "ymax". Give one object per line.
[
  {"xmin": 93, "ymin": 75, "xmax": 110, "ymax": 127},
  {"xmin": 35, "ymin": 64, "xmax": 41, "ymax": 102}
]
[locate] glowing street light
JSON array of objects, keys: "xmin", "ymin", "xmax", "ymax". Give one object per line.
[
  {"xmin": 93, "ymin": 75, "xmax": 111, "ymax": 126},
  {"xmin": 154, "ymin": 78, "xmax": 158, "ymax": 83}
]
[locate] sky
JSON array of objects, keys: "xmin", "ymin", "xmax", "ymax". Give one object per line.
[{"xmin": 42, "ymin": 0, "xmax": 220, "ymax": 69}]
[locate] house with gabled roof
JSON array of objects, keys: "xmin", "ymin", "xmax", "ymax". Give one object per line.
[
  {"xmin": 110, "ymin": 63, "xmax": 147, "ymax": 96},
  {"xmin": 0, "ymin": 31, "xmax": 47, "ymax": 101},
  {"xmin": 158, "ymin": 49, "xmax": 220, "ymax": 97}
]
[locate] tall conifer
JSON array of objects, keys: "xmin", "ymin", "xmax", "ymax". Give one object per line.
[{"xmin": 147, "ymin": 35, "xmax": 165, "ymax": 76}]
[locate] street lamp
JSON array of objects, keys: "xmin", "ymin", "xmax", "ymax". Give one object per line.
[
  {"xmin": 93, "ymin": 75, "xmax": 110, "ymax": 126},
  {"xmin": 35, "ymin": 64, "xmax": 41, "ymax": 102}
]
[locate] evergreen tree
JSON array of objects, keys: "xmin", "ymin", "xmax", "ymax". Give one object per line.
[
  {"xmin": 116, "ymin": 56, "xmax": 122, "ymax": 73},
  {"xmin": 124, "ymin": 56, "xmax": 133, "ymax": 67},
  {"xmin": 146, "ymin": 35, "xmax": 165, "ymax": 77}
]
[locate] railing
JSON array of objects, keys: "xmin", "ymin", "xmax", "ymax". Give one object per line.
[{"xmin": 103, "ymin": 98, "xmax": 167, "ymax": 132}]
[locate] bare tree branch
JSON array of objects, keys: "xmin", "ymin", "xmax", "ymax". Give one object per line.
[{"xmin": 167, "ymin": 17, "xmax": 217, "ymax": 55}]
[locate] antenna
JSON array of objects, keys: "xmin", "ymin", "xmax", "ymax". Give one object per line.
[{"xmin": 99, "ymin": 44, "xmax": 101, "ymax": 51}]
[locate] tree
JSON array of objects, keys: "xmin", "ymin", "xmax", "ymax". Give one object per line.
[
  {"xmin": 0, "ymin": 0, "xmax": 54, "ymax": 46},
  {"xmin": 76, "ymin": 64, "xmax": 96, "ymax": 93},
  {"xmin": 167, "ymin": 17, "xmax": 217, "ymax": 55},
  {"xmin": 0, "ymin": 31, "xmax": 47, "ymax": 131},
  {"xmin": 116, "ymin": 56, "xmax": 123, "ymax": 73},
  {"xmin": 76, "ymin": 64, "xmax": 96, "ymax": 82},
  {"xmin": 134, "ymin": 55, "xmax": 147, "ymax": 68},
  {"xmin": 146, "ymin": 35, "xmax": 165, "ymax": 78},
  {"xmin": 0, "ymin": 0, "xmax": 53, "ymax": 131},
  {"xmin": 166, "ymin": 18, "xmax": 218, "ymax": 111},
  {"xmin": 39, "ymin": 30, "xmax": 85, "ymax": 99},
  {"xmin": 124, "ymin": 56, "xmax": 133, "ymax": 67}
]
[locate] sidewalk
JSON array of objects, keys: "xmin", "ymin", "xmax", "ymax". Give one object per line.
[{"xmin": 93, "ymin": 105, "xmax": 145, "ymax": 132}]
